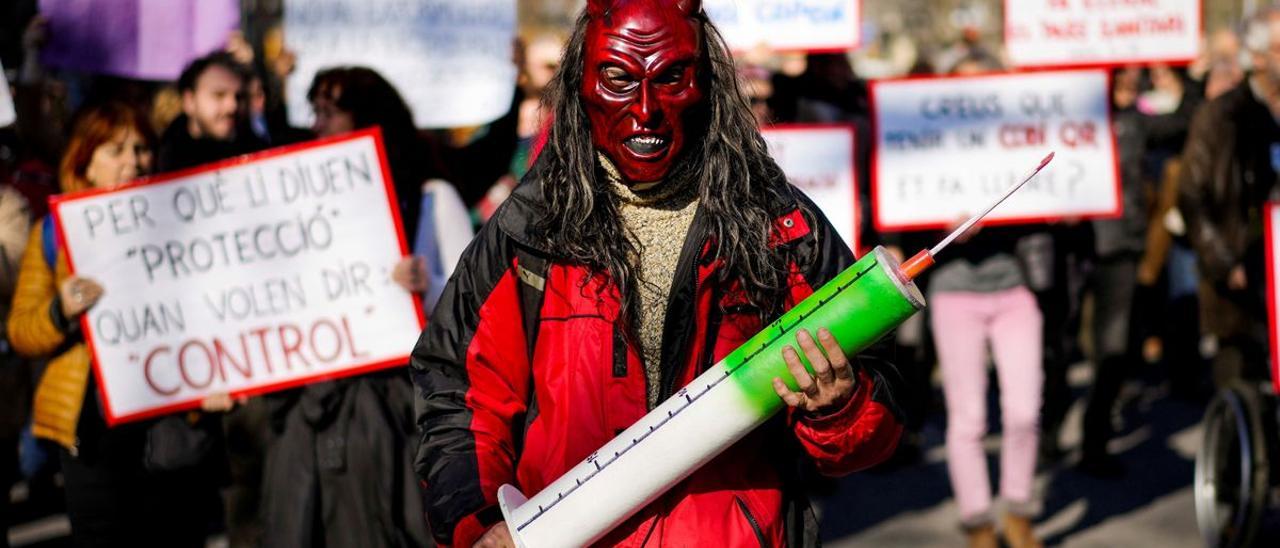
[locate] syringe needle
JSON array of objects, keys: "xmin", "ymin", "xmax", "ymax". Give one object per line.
[{"xmin": 900, "ymin": 151, "xmax": 1056, "ymax": 281}]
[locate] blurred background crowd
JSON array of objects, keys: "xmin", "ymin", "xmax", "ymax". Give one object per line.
[{"xmin": 0, "ymin": 0, "xmax": 1279, "ymax": 547}]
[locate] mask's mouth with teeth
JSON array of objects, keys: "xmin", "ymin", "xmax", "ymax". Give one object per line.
[{"xmin": 623, "ymin": 135, "xmax": 670, "ymax": 156}]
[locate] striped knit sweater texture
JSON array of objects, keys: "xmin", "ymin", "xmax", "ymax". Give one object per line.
[{"xmin": 600, "ymin": 154, "xmax": 700, "ymax": 409}]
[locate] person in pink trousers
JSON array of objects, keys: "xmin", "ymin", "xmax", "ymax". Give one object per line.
[{"xmin": 926, "ymin": 223, "xmax": 1044, "ymax": 548}]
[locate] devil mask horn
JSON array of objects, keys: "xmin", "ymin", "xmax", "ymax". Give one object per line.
[
  {"xmin": 676, "ymin": 0, "xmax": 702, "ymax": 13},
  {"xmin": 586, "ymin": 0, "xmax": 702, "ymax": 18}
]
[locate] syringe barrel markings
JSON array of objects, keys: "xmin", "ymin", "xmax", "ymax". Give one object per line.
[{"xmin": 498, "ymin": 246, "xmax": 925, "ymax": 547}]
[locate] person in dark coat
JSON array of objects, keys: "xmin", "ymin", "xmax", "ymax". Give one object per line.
[
  {"xmin": 1179, "ymin": 9, "xmax": 1280, "ymax": 387},
  {"xmin": 1076, "ymin": 66, "xmax": 1153, "ymax": 476},
  {"xmin": 258, "ymin": 67, "xmax": 432, "ymax": 548}
]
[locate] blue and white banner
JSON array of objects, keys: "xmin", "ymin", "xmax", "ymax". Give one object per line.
[{"xmin": 704, "ymin": 0, "xmax": 860, "ymax": 52}]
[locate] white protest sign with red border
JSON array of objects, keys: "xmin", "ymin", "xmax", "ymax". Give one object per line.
[
  {"xmin": 870, "ymin": 69, "xmax": 1121, "ymax": 232},
  {"xmin": 51, "ymin": 129, "xmax": 424, "ymax": 425},
  {"xmin": 703, "ymin": 0, "xmax": 861, "ymax": 53},
  {"xmin": 1263, "ymin": 202, "xmax": 1280, "ymax": 395},
  {"xmin": 761, "ymin": 124, "xmax": 859, "ymax": 252},
  {"xmin": 1004, "ymin": 0, "xmax": 1202, "ymax": 69}
]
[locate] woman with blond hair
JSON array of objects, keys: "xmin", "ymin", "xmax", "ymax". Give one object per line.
[{"xmin": 8, "ymin": 102, "xmax": 227, "ymax": 547}]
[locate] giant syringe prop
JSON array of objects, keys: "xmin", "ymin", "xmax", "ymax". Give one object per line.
[{"xmin": 497, "ymin": 152, "xmax": 1056, "ymax": 547}]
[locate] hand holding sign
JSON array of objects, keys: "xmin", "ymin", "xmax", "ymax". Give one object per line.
[
  {"xmin": 199, "ymin": 392, "xmax": 245, "ymax": 413},
  {"xmin": 392, "ymin": 256, "xmax": 429, "ymax": 294},
  {"xmin": 59, "ymin": 276, "xmax": 104, "ymax": 319}
]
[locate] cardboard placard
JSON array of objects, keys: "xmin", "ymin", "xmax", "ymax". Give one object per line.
[
  {"xmin": 762, "ymin": 124, "xmax": 859, "ymax": 251},
  {"xmin": 51, "ymin": 129, "xmax": 424, "ymax": 424},
  {"xmin": 284, "ymin": 0, "xmax": 518, "ymax": 129},
  {"xmin": 1004, "ymin": 0, "xmax": 1201, "ymax": 69},
  {"xmin": 703, "ymin": 0, "xmax": 861, "ymax": 52},
  {"xmin": 870, "ymin": 69, "xmax": 1121, "ymax": 231}
]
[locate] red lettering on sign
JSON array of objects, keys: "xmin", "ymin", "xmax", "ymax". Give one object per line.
[
  {"xmin": 342, "ymin": 316, "xmax": 369, "ymax": 359},
  {"xmin": 138, "ymin": 315, "xmax": 368, "ymax": 397},
  {"xmin": 999, "ymin": 124, "xmax": 1047, "ymax": 148},
  {"xmin": 1102, "ymin": 15, "xmax": 1184, "ymax": 37},
  {"xmin": 144, "ymin": 346, "xmax": 179, "ymax": 396},
  {"xmin": 1083, "ymin": 0, "xmax": 1156, "ymax": 8},
  {"xmin": 178, "ymin": 340, "xmax": 216, "ymax": 389},
  {"xmin": 1059, "ymin": 121, "xmax": 1098, "ymax": 148},
  {"xmin": 279, "ymin": 323, "xmax": 310, "ymax": 371},
  {"xmin": 1042, "ymin": 20, "xmax": 1086, "ymax": 39}
]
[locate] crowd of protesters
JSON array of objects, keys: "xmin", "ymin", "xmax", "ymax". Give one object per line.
[{"xmin": 0, "ymin": 3, "xmax": 1279, "ymax": 548}]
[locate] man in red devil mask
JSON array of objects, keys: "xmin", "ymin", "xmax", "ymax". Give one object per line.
[{"xmin": 410, "ymin": 1, "xmax": 904, "ymax": 546}]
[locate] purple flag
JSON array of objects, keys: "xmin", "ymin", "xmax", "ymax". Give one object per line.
[{"xmin": 39, "ymin": 0, "xmax": 239, "ymax": 81}]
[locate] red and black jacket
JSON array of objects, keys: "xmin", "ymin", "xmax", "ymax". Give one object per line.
[{"xmin": 410, "ymin": 172, "xmax": 905, "ymax": 547}]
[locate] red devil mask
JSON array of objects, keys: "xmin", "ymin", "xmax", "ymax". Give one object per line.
[{"xmin": 583, "ymin": 0, "xmax": 705, "ymax": 184}]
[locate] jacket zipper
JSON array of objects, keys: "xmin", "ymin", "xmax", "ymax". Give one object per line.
[
  {"xmin": 698, "ymin": 284, "xmax": 723, "ymax": 373},
  {"xmin": 659, "ymin": 261, "xmax": 704, "ymax": 403},
  {"xmin": 735, "ymin": 495, "xmax": 769, "ymax": 547},
  {"xmin": 657, "ymin": 211, "xmax": 709, "ymax": 404}
]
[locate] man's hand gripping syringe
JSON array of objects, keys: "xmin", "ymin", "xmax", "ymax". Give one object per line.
[{"xmin": 497, "ymin": 152, "xmax": 1057, "ymax": 547}]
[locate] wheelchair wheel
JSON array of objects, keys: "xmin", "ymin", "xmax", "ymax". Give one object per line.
[{"xmin": 1195, "ymin": 381, "xmax": 1271, "ymax": 548}]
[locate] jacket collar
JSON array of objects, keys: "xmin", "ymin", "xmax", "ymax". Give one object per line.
[{"xmin": 493, "ymin": 168, "xmax": 553, "ymax": 253}]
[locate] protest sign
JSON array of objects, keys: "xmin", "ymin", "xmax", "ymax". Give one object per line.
[
  {"xmin": 1264, "ymin": 203, "xmax": 1280, "ymax": 394},
  {"xmin": 284, "ymin": 0, "xmax": 517, "ymax": 129},
  {"xmin": 761, "ymin": 124, "xmax": 859, "ymax": 251},
  {"xmin": 703, "ymin": 0, "xmax": 860, "ymax": 52},
  {"xmin": 1004, "ymin": 0, "xmax": 1201, "ymax": 69},
  {"xmin": 39, "ymin": 0, "xmax": 239, "ymax": 81},
  {"xmin": 870, "ymin": 69, "xmax": 1120, "ymax": 231},
  {"xmin": 0, "ymin": 62, "xmax": 14, "ymax": 127},
  {"xmin": 51, "ymin": 129, "xmax": 424, "ymax": 425}
]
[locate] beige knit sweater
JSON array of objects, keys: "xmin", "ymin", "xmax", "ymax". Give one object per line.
[{"xmin": 601, "ymin": 154, "xmax": 699, "ymax": 409}]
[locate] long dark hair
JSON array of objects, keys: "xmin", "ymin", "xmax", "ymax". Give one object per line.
[
  {"xmin": 309, "ymin": 67, "xmax": 445, "ymax": 237},
  {"xmin": 308, "ymin": 67, "xmax": 433, "ymax": 188},
  {"xmin": 535, "ymin": 10, "xmax": 798, "ymax": 324}
]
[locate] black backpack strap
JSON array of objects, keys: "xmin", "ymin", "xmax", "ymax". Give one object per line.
[
  {"xmin": 511, "ymin": 246, "xmax": 549, "ymax": 459},
  {"xmin": 513, "ymin": 246, "xmax": 549, "ymax": 361}
]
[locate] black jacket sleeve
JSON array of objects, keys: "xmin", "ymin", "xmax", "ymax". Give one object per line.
[{"xmin": 409, "ymin": 220, "xmax": 530, "ymax": 546}]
